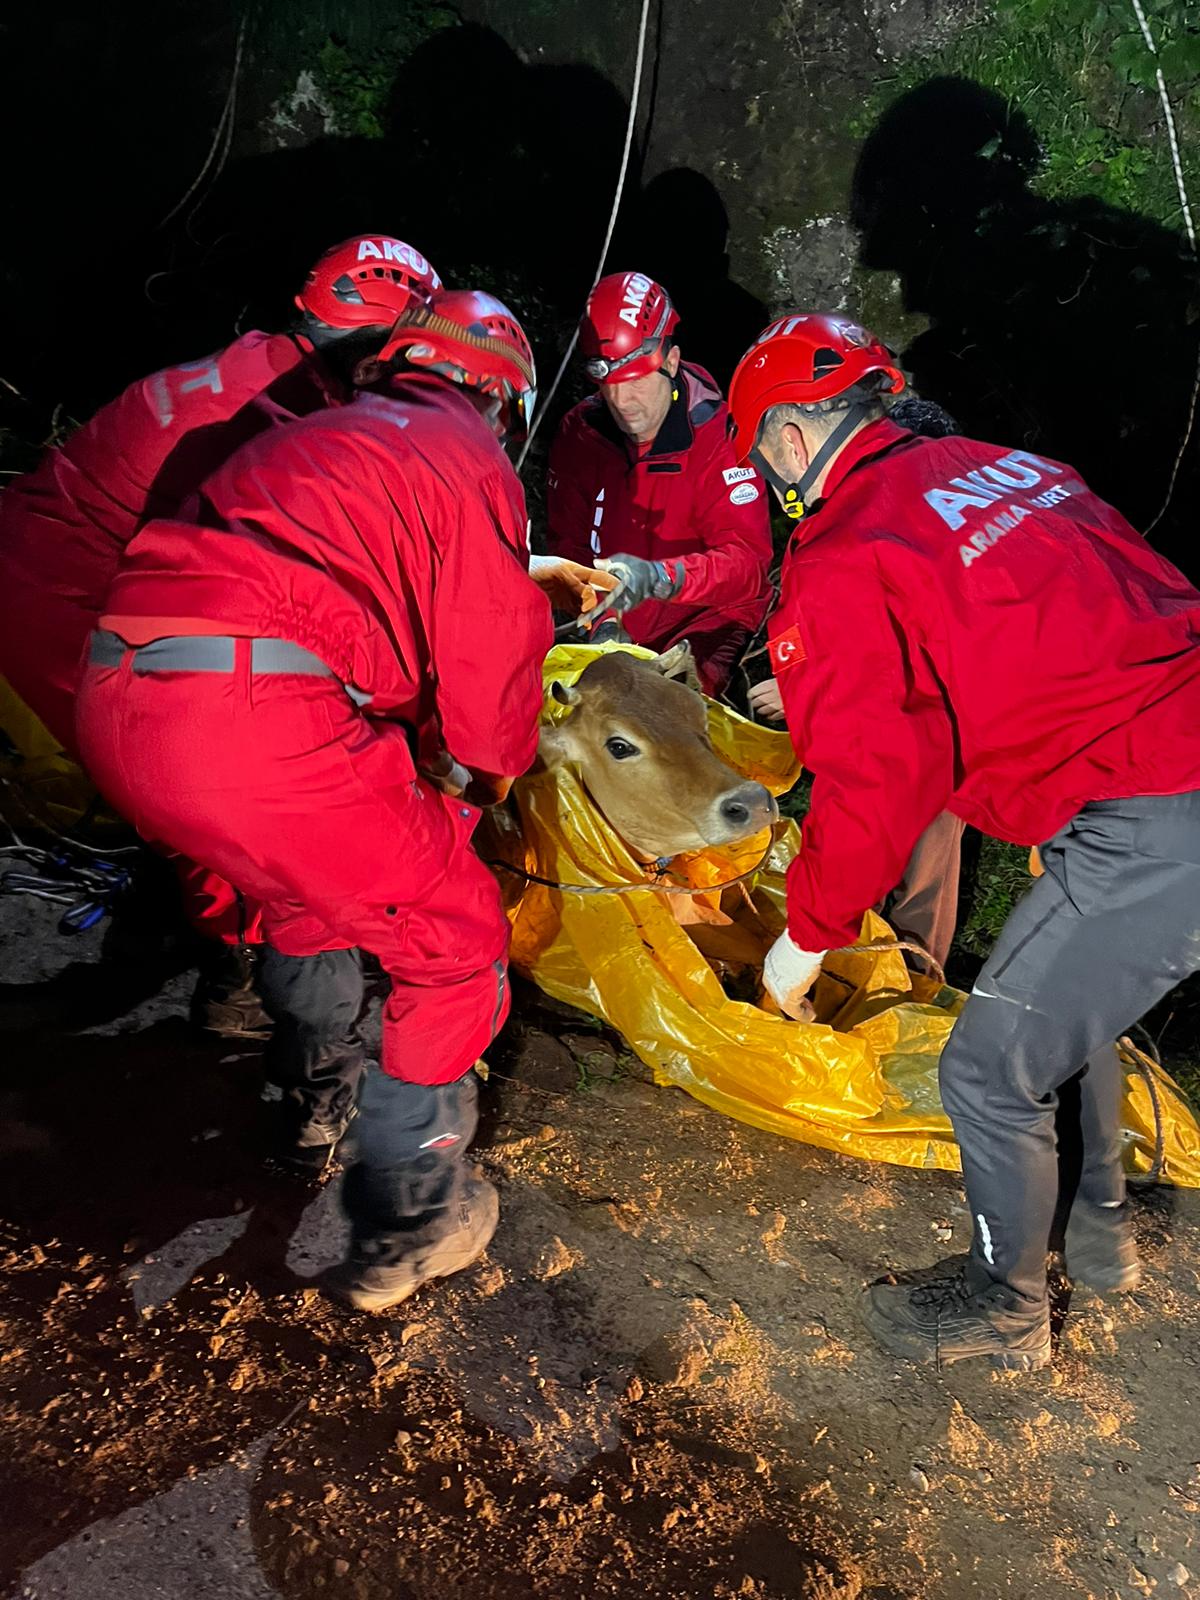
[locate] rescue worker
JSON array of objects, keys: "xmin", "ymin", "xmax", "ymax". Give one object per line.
[
  {"xmin": 747, "ymin": 393, "xmax": 967, "ymax": 972},
  {"xmin": 727, "ymin": 312, "xmax": 1200, "ymax": 1369},
  {"xmin": 0, "ymin": 235, "xmax": 442, "ymax": 1034},
  {"xmin": 75, "ymin": 289, "xmax": 552, "ymax": 1310},
  {"xmin": 546, "ymin": 272, "xmax": 773, "ymax": 695}
]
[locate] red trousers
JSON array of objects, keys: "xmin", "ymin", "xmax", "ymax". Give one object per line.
[
  {"xmin": 0, "ymin": 591, "xmax": 259, "ymax": 948},
  {"xmin": 76, "ymin": 647, "xmax": 511, "ymax": 1083},
  {"xmin": 173, "ymin": 857, "xmax": 265, "ymax": 946}
]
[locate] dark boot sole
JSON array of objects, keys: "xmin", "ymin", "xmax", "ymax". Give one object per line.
[
  {"xmin": 860, "ymin": 1294, "xmax": 1053, "ymax": 1370},
  {"xmin": 863, "ymin": 1323, "xmax": 1052, "ymax": 1371}
]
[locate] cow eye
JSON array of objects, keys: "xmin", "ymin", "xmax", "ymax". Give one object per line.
[{"xmin": 604, "ymin": 736, "xmax": 639, "ymax": 760}]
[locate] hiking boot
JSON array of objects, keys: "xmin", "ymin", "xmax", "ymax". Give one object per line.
[
  {"xmin": 269, "ymin": 1103, "xmax": 358, "ymax": 1179},
  {"xmin": 861, "ymin": 1254, "xmax": 1052, "ymax": 1371},
  {"xmin": 1063, "ymin": 1202, "xmax": 1142, "ymax": 1294},
  {"xmin": 322, "ymin": 1173, "xmax": 499, "ymax": 1312},
  {"xmin": 191, "ymin": 944, "xmax": 272, "ymax": 1039}
]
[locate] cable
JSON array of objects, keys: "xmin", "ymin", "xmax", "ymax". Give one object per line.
[
  {"xmin": 1119, "ymin": 1033, "xmax": 1166, "ymax": 1187},
  {"xmin": 516, "ymin": 0, "xmax": 653, "ymax": 474},
  {"xmin": 1129, "ymin": 0, "xmax": 1198, "ymax": 536},
  {"xmin": 157, "ymin": 16, "xmax": 246, "ymax": 231}
]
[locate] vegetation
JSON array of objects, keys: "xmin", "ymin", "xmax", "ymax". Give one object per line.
[
  {"xmin": 858, "ymin": 0, "xmax": 1200, "ymax": 227},
  {"xmin": 955, "ymin": 836, "xmax": 1033, "ymax": 958},
  {"xmin": 313, "ymin": 10, "xmax": 458, "ymax": 137}
]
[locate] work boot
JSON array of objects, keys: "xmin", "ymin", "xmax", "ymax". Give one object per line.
[
  {"xmin": 322, "ymin": 1069, "xmax": 495, "ymax": 1312},
  {"xmin": 1063, "ymin": 1201, "xmax": 1142, "ymax": 1293},
  {"xmin": 322, "ymin": 1171, "xmax": 499, "ymax": 1312},
  {"xmin": 268, "ymin": 1099, "xmax": 358, "ymax": 1179},
  {"xmin": 191, "ymin": 944, "xmax": 272, "ymax": 1039},
  {"xmin": 861, "ymin": 1254, "xmax": 1052, "ymax": 1371}
]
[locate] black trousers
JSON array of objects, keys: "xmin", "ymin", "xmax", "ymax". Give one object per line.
[
  {"xmin": 939, "ymin": 792, "xmax": 1200, "ymax": 1301},
  {"xmin": 258, "ymin": 947, "xmax": 366, "ymax": 1145}
]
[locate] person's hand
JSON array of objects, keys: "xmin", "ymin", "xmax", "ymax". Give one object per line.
[
  {"xmin": 748, "ymin": 677, "xmax": 785, "ymax": 723},
  {"xmin": 420, "ymin": 750, "xmax": 472, "ymax": 797},
  {"xmin": 762, "ymin": 930, "xmax": 825, "ymax": 1019},
  {"xmin": 527, "ymin": 554, "xmax": 619, "ymax": 616},
  {"xmin": 589, "ymin": 553, "xmax": 682, "ymax": 621}
]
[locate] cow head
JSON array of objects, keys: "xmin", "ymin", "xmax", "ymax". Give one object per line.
[{"xmin": 539, "ymin": 645, "xmax": 778, "ymax": 858}]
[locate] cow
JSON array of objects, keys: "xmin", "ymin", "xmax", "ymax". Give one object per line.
[{"xmin": 539, "ymin": 643, "xmax": 777, "ymax": 858}]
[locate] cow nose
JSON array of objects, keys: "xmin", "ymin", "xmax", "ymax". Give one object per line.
[{"xmin": 718, "ymin": 781, "xmax": 775, "ymax": 832}]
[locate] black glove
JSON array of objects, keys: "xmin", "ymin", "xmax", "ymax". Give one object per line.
[{"xmin": 588, "ymin": 553, "xmax": 683, "ymax": 620}]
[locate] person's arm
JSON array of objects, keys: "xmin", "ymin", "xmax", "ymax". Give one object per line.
[
  {"xmin": 431, "ymin": 484, "xmax": 554, "ymax": 797},
  {"xmin": 775, "ymin": 550, "xmax": 957, "ymax": 954},
  {"xmin": 667, "ymin": 429, "xmax": 773, "ymax": 609},
  {"xmin": 592, "ymin": 429, "xmax": 773, "ymax": 621},
  {"xmin": 545, "ymin": 418, "xmax": 599, "ymax": 566}
]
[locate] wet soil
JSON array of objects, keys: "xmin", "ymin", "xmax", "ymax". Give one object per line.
[{"xmin": 2, "ymin": 897, "xmax": 1199, "ymax": 1600}]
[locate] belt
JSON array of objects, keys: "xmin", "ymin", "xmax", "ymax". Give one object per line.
[{"xmin": 88, "ymin": 630, "xmax": 372, "ymax": 704}]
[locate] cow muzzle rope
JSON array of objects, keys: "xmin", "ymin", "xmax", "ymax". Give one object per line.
[{"xmin": 484, "ymin": 831, "xmax": 944, "ymax": 981}]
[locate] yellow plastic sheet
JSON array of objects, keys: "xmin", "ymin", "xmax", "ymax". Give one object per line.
[
  {"xmin": 5, "ymin": 650, "xmax": 1197, "ymax": 1185},
  {"xmin": 482, "ymin": 642, "xmax": 1200, "ymax": 1186},
  {"xmin": 0, "ymin": 676, "xmax": 109, "ymax": 832}
]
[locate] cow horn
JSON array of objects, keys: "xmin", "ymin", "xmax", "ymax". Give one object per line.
[
  {"xmin": 651, "ymin": 641, "xmax": 700, "ymax": 688},
  {"xmin": 550, "ymin": 680, "xmax": 581, "ymax": 706}
]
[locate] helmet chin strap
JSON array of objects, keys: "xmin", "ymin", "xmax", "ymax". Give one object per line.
[{"xmin": 751, "ymin": 404, "xmax": 869, "ymax": 520}]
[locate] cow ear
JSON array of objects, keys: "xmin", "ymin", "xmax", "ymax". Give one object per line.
[
  {"xmin": 651, "ymin": 641, "xmax": 700, "ymax": 689},
  {"xmin": 550, "ymin": 680, "xmax": 581, "ymax": 706}
]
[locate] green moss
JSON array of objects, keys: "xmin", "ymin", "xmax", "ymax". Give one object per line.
[
  {"xmin": 313, "ymin": 8, "xmax": 458, "ymax": 137},
  {"xmin": 240, "ymin": 0, "xmax": 459, "ymax": 138},
  {"xmin": 855, "ymin": 0, "xmax": 1200, "ymax": 227},
  {"xmin": 953, "ymin": 836, "xmax": 1032, "ymax": 959}
]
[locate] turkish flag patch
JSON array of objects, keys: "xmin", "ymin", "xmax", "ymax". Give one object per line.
[{"xmin": 769, "ymin": 624, "xmax": 807, "ymax": 674}]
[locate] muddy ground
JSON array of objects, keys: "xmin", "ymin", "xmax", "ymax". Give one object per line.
[{"xmin": 2, "ymin": 893, "xmax": 1199, "ymax": 1600}]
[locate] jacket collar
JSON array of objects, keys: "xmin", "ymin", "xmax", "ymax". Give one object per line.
[
  {"xmin": 585, "ymin": 362, "xmax": 719, "ymax": 462},
  {"xmin": 813, "ymin": 416, "xmax": 913, "ymax": 503}
]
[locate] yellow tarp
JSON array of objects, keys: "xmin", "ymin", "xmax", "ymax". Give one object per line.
[
  {"xmin": 482, "ymin": 642, "xmax": 1200, "ymax": 1186},
  {"xmin": 6, "ymin": 653, "xmax": 1197, "ymax": 1185},
  {"xmin": 0, "ymin": 677, "xmax": 110, "ymax": 832}
]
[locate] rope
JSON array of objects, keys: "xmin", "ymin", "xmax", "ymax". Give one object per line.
[
  {"xmin": 486, "ymin": 825, "xmax": 775, "ymax": 899},
  {"xmin": 1128, "ymin": 0, "xmax": 1199, "ymax": 536},
  {"xmin": 515, "ymin": 0, "xmax": 653, "ymax": 474},
  {"xmin": 1129, "ymin": 0, "xmax": 1195, "ymax": 250},
  {"xmin": 1119, "ymin": 1030, "xmax": 1168, "ymax": 1187},
  {"xmin": 156, "ymin": 15, "xmax": 246, "ymax": 230},
  {"xmin": 837, "ymin": 938, "xmax": 944, "ymax": 987}
]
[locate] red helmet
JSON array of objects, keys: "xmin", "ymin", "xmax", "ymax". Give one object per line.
[
  {"xmin": 726, "ymin": 312, "xmax": 904, "ymax": 464},
  {"xmin": 579, "ymin": 271, "xmax": 680, "ymax": 384},
  {"xmin": 380, "ymin": 288, "xmax": 538, "ymax": 444},
  {"xmin": 295, "ymin": 235, "xmax": 442, "ymax": 337}
]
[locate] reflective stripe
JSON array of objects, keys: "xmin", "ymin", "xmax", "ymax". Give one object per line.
[
  {"xmin": 133, "ymin": 636, "xmax": 235, "ymax": 673},
  {"xmin": 87, "ymin": 630, "xmax": 365, "ymax": 697},
  {"xmin": 89, "ymin": 630, "xmax": 133, "ymax": 668},
  {"xmin": 250, "ymin": 638, "xmax": 334, "ymax": 676}
]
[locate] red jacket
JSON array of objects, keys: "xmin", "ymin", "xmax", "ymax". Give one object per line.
[
  {"xmin": 101, "ymin": 378, "xmax": 553, "ymax": 786},
  {"xmin": 771, "ymin": 419, "xmax": 1200, "ymax": 952},
  {"xmin": 0, "ymin": 330, "xmax": 332, "ymax": 748},
  {"xmin": 546, "ymin": 363, "xmax": 773, "ymax": 652}
]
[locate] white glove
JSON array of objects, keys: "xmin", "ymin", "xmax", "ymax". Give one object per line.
[{"xmin": 762, "ymin": 930, "xmax": 826, "ymax": 1019}]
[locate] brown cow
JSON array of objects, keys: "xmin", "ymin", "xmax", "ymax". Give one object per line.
[{"xmin": 539, "ymin": 644, "xmax": 777, "ymax": 858}]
